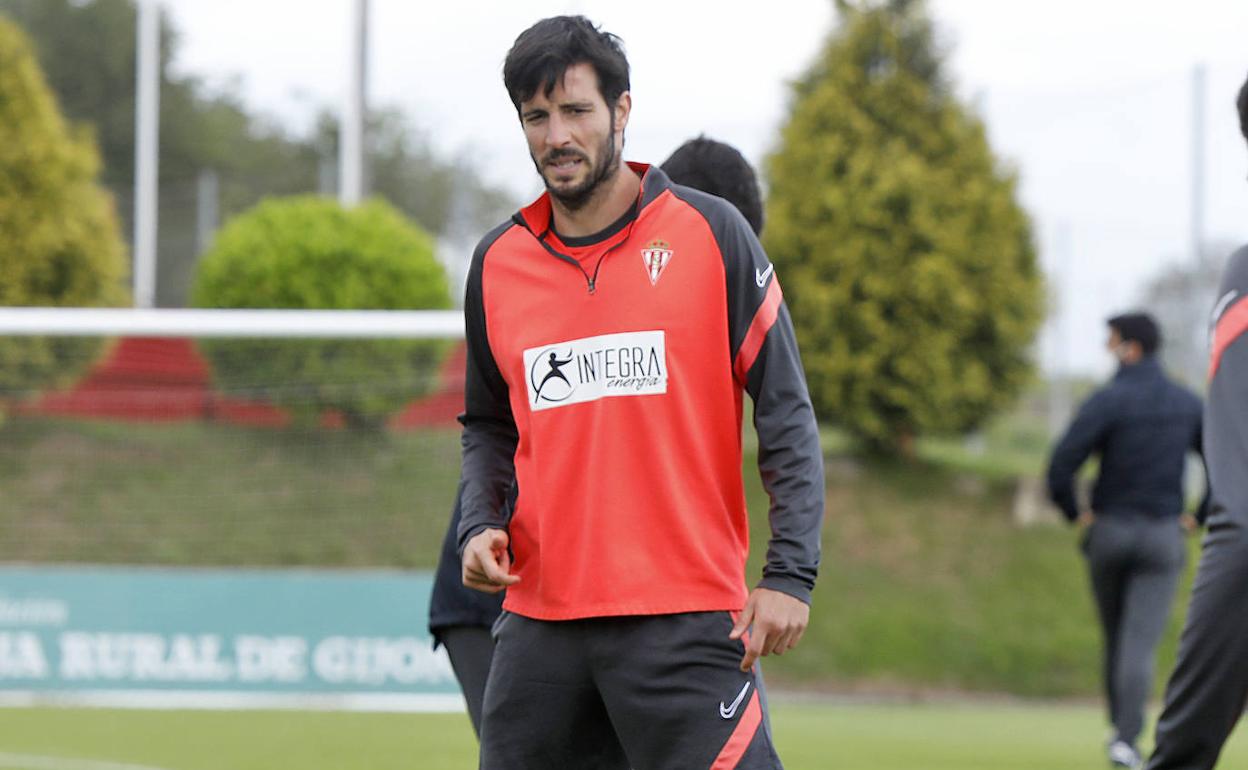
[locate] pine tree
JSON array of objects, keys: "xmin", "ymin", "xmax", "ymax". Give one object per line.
[
  {"xmin": 764, "ymin": 0, "xmax": 1043, "ymax": 454},
  {"xmin": 0, "ymin": 16, "xmax": 128, "ymax": 404}
]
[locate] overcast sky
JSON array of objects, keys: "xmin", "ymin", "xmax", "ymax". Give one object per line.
[{"xmin": 163, "ymin": 0, "xmax": 1248, "ymax": 376}]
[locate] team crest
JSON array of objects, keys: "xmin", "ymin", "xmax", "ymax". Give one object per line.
[{"xmin": 641, "ymin": 240, "xmax": 673, "ymax": 286}]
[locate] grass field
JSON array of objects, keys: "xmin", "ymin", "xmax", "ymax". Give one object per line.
[
  {"xmin": 0, "ymin": 416, "xmax": 1203, "ymax": 697},
  {"xmin": 1, "ymin": 701, "xmax": 1246, "ymax": 769}
]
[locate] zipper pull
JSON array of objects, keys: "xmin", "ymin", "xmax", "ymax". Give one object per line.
[{"xmin": 587, "ymin": 279, "xmax": 596, "ymax": 294}]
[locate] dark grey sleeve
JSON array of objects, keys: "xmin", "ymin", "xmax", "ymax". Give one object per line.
[
  {"xmin": 1045, "ymin": 389, "xmax": 1115, "ymax": 523},
  {"xmin": 744, "ymin": 302, "xmax": 826, "ymax": 605},
  {"xmin": 679, "ymin": 188, "xmax": 824, "ymax": 605},
  {"xmin": 456, "ymin": 225, "xmax": 519, "ymax": 553}
]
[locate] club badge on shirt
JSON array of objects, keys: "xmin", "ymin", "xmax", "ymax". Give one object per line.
[{"xmin": 641, "ymin": 240, "xmax": 673, "ymax": 286}]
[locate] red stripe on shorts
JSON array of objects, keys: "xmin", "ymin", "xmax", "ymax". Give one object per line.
[
  {"xmin": 711, "ymin": 689, "xmax": 762, "ymax": 770},
  {"xmin": 1209, "ymin": 297, "xmax": 1248, "ymax": 381}
]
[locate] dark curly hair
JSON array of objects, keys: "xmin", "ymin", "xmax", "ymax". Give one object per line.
[
  {"xmin": 503, "ymin": 16, "xmax": 630, "ymax": 113},
  {"xmin": 1108, "ymin": 312, "xmax": 1161, "ymax": 356},
  {"xmin": 661, "ymin": 136, "xmax": 765, "ymax": 236}
]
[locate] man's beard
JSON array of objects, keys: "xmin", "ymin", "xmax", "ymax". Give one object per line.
[{"xmin": 534, "ymin": 118, "xmax": 619, "ymax": 212}]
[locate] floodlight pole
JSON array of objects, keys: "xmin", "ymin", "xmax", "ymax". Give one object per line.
[
  {"xmin": 339, "ymin": 0, "xmax": 369, "ymax": 207},
  {"xmin": 1190, "ymin": 63, "xmax": 1206, "ymax": 267},
  {"xmin": 133, "ymin": 0, "xmax": 161, "ymax": 309}
]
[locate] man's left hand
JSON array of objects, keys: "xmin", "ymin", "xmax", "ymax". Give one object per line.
[{"xmin": 729, "ymin": 587, "xmax": 810, "ymax": 672}]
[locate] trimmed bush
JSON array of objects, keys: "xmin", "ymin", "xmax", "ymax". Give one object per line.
[{"xmin": 192, "ymin": 196, "xmax": 452, "ymax": 429}]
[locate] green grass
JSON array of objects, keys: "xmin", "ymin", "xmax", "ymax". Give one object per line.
[
  {"xmin": 746, "ymin": 455, "xmax": 1200, "ymax": 697},
  {"xmin": 1, "ymin": 703, "xmax": 1246, "ymax": 769},
  {"xmin": 0, "ymin": 415, "xmax": 1202, "ymax": 697},
  {"xmin": 0, "ymin": 418, "xmax": 462, "ymax": 567}
]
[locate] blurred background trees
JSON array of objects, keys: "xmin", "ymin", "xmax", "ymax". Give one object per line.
[
  {"xmin": 0, "ymin": 16, "xmax": 128, "ymax": 399},
  {"xmin": 1144, "ymin": 241, "xmax": 1236, "ymax": 387},
  {"xmin": 0, "ymin": 0, "xmax": 514, "ymax": 307}
]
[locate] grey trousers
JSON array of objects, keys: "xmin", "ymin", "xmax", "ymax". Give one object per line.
[
  {"xmin": 1083, "ymin": 515, "xmax": 1187, "ymax": 747},
  {"xmin": 1147, "ymin": 520, "xmax": 1248, "ymax": 770}
]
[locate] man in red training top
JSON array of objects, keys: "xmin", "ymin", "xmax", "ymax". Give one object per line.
[{"xmin": 458, "ymin": 16, "xmax": 825, "ymax": 769}]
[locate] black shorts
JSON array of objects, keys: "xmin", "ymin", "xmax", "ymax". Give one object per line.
[{"xmin": 479, "ymin": 610, "xmax": 782, "ymax": 770}]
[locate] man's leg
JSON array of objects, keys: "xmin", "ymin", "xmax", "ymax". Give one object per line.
[
  {"xmin": 591, "ymin": 612, "xmax": 782, "ymax": 770},
  {"xmin": 438, "ymin": 625, "xmax": 495, "ymax": 738},
  {"xmin": 1111, "ymin": 522, "xmax": 1185, "ymax": 748},
  {"xmin": 1086, "ymin": 519, "xmax": 1129, "ymax": 736},
  {"xmin": 478, "ymin": 612, "xmax": 630, "ymax": 770},
  {"xmin": 1147, "ymin": 525, "xmax": 1248, "ymax": 770}
]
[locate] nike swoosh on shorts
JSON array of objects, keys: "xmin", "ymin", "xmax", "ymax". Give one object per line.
[{"xmin": 719, "ymin": 681, "xmax": 751, "ymax": 719}]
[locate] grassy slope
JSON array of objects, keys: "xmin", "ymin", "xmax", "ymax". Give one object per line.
[
  {"xmin": 0, "ymin": 703, "xmax": 1246, "ymax": 770},
  {"xmin": 1, "ymin": 418, "xmax": 462, "ymax": 567},
  {"xmin": 0, "ymin": 416, "xmax": 1199, "ymax": 696},
  {"xmin": 747, "ymin": 456, "xmax": 1197, "ymax": 697}
]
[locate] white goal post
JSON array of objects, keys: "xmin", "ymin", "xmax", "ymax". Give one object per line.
[{"xmin": 0, "ymin": 308, "xmax": 465, "ymax": 339}]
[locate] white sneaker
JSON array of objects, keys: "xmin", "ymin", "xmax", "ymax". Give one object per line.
[{"xmin": 1108, "ymin": 740, "xmax": 1142, "ymax": 768}]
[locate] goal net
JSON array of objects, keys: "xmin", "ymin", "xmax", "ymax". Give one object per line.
[{"xmin": 0, "ymin": 308, "xmax": 466, "ymax": 571}]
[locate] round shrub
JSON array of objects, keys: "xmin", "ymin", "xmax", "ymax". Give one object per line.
[{"xmin": 192, "ymin": 195, "xmax": 452, "ymax": 429}]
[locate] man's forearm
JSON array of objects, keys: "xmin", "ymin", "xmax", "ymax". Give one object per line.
[{"xmin": 457, "ymin": 415, "xmax": 517, "ymax": 553}]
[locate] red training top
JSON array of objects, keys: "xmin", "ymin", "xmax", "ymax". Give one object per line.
[{"xmin": 458, "ymin": 162, "xmax": 824, "ymax": 621}]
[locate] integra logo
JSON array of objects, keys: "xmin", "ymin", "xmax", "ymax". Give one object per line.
[
  {"xmin": 530, "ymin": 348, "xmax": 576, "ymax": 405},
  {"xmin": 524, "ymin": 331, "xmax": 667, "ymax": 411}
]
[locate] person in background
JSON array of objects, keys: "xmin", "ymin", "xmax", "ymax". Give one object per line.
[
  {"xmin": 1145, "ymin": 71, "xmax": 1248, "ymax": 770},
  {"xmin": 428, "ymin": 132, "xmax": 770, "ymax": 738},
  {"xmin": 1046, "ymin": 312, "xmax": 1206, "ymax": 769}
]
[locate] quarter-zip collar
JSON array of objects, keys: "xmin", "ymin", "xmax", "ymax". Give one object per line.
[{"xmin": 510, "ymin": 162, "xmax": 674, "ymax": 294}]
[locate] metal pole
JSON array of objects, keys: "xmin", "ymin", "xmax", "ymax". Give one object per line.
[
  {"xmin": 195, "ymin": 169, "xmax": 219, "ymax": 255},
  {"xmin": 339, "ymin": 0, "xmax": 368, "ymax": 207},
  {"xmin": 0, "ymin": 308, "xmax": 464, "ymax": 339},
  {"xmin": 1191, "ymin": 63, "xmax": 1206, "ymax": 266},
  {"xmin": 133, "ymin": 0, "xmax": 161, "ymax": 307}
]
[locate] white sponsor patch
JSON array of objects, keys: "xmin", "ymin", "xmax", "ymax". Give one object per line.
[{"xmin": 523, "ymin": 331, "xmax": 667, "ymax": 411}]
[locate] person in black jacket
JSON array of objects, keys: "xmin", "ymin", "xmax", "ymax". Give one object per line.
[
  {"xmin": 428, "ymin": 133, "xmax": 770, "ymax": 739},
  {"xmin": 1047, "ymin": 312, "xmax": 1206, "ymax": 769},
  {"xmin": 1145, "ymin": 71, "xmax": 1248, "ymax": 770}
]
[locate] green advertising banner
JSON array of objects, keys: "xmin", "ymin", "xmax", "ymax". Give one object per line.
[{"xmin": 0, "ymin": 566, "xmax": 459, "ymax": 711}]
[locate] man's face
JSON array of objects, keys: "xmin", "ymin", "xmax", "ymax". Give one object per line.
[
  {"xmin": 1106, "ymin": 329, "xmax": 1123, "ymax": 356},
  {"xmin": 1107, "ymin": 329, "xmax": 1139, "ymax": 364},
  {"xmin": 519, "ymin": 62, "xmax": 629, "ymax": 211}
]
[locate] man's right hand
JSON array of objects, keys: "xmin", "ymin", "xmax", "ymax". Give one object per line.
[
  {"xmin": 462, "ymin": 528, "xmax": 520, "ymax": 594},
  {"xmin": 1077, "ymin": 510, "xmax": 1096, "ymax": 529}
]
